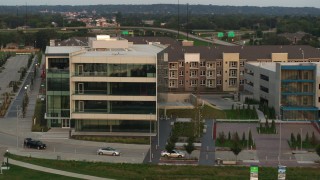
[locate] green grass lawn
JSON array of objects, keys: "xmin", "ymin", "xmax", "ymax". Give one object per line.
[
  {"xmin": 225, "ymin": 109, "xmax": 258, "ymax": 119},
  {"xmin": 6, "ymin": 154, "xmax": 320, "ymax": 180},
  {"xmin": 1, "ymin": 164, "xmax": 79, "ymax": 179},
  {"xmin": 166, "ymin": 104, "xmax": 226, "ymax": 120}
]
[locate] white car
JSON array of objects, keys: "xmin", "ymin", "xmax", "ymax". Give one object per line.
[
  {"xmin": 97, "ymin": 147, "xmax": 120, "ymax": 156},
  {"xmin": 161, "ymin": 149, "xmax": 185, "ymax": 158}
]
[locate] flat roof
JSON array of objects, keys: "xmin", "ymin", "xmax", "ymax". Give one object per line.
[
  {"xmin": 75, "ymin": 44, "xmax": 164, "ymax": 58},
  {"xmin": 248, "ymin": 62, "xmax": 320, "ymax": 72},
  {"xmin": 45, "ymin": 46, "xmax": 83, "ymax": 54}
]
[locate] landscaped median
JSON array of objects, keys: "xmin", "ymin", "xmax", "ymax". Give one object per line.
[{"xmin": 4, "ymin": 154, "xmax": 320, "ymax": 179}]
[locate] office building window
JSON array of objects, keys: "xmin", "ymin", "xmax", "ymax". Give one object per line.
[
  {"xmin": 200, "ymin": 70, "xmax": 206, "ymax": 76},
  {"xmin": 260, "ymin": 74, "xmax": 269, "ymax": 81}
]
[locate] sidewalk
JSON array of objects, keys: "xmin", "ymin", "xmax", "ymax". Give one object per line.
[{"xmin": 8, "ymin": 158, "xmax": 111, "ymax": 180}]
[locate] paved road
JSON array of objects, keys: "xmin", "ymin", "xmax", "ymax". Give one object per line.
[
  {"xmin": 6, "ymin": 55, "xmax": 37, "ymax": 118},
  {"xmin": 143, "ymin": 118, "xmax": 173, "ymax": 164},
  {"xmin": 198, "ymin": 119, "xmax": 215, "ymax": 166},
  {"xmin": 0, "ymin": 55, "xmax": 28, "ymax": 97}
]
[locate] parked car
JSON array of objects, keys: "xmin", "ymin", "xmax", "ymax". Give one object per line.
[
  {"xmin": 161, "ymin": 149, "xmax": 185, "ymax": 158},
  {"xmin": 97, "ymin": 147, "xmax": 120, "ymax": 156},
  {"xmin": 24, "ymin": 138, "xmax": 46, "ymax": 150}
]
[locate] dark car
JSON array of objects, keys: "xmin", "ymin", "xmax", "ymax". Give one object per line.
[{"xmin": 24, "ymin": 138, "xmax": 46, "ymax": 150}]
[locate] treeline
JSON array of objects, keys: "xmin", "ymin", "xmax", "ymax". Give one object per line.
[{"xmin": 0, "ymin": 5, "xmax": 320, "ymax": 15}]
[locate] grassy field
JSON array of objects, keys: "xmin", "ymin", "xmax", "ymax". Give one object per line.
[
  {"xmin": 166, "ymin": 105, "xmax": 226, "ymax": 120},
  {"xmin": 0, "ymin": 164, "xmax": 79, "ymax": 179},
  {"xmin": 6, "ymin": 154, "xmax": 320, "ymax": 180}
]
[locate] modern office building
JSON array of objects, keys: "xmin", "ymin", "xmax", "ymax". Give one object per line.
[
  {"xmin": 45, "ymin": 35, "xmax": 164, "ymax": 133},
  {"xmin": 244, "ymin": 62, "xmax": 320, "ymax": 121}
]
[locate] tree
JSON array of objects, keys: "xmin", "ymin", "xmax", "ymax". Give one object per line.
[
  {"xmin": 231, "ymin": 141, "xmax": 242, "ymax": 162},
  {"xmin": 311, "ymin": 132, "xmax": 317, "ymax": 145},
  {"xmin": 297, "ymin": 133, "xmax": 301, "ymax": 148},
  {"xmin": 291, "ymin": 133, "xmax": 296, "ymax": 146},
  {"xmin": 271, "ymin": 119, "xmax": 275, "ymax": 132},
  {"xmin": 184, "ymin": 137, "xmax": 195, "ymax": 159},
  {"xmin": 218, "ymin": 132, "xmax": 226, "ymax": 145},
  {"xmin": 316, "ymin": 144, "xmax": 320, "ymax": 157},
  {"xmin": 233, "ymin": 132, "xmax": 240, "ymax": 142},
  {"xmin": 265, "ymin": 118, "xmax": 269, "ymax": 129},
  {"xmin": 249, "ymin": 129, "xmax": 253, "ymax": 146},
  {"xmin": 305, "ymin": 132, "xmax": 309, "ymax": 143},
  {"xmin": 242, "ymin": 132, "xmax": 246, "ymax": 144},
  {"xmin": 165, "ymin": 140, "xmax": 175, "ymax": 153},
  {"xmin": 228, "ymin": 131, "xmax": 231, "ymax": 141}
]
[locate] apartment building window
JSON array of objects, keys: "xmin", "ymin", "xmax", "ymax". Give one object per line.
[
  {"xmin": 229, "ymin": 70, "xmax": 237, "ymax": 77},
  {"xmin": 216, "ymin": 62, "xmax": 222, "ymax": 67},
  {"xmin": 190, "ymin": 79, "xmax": 198, "ymax": 86},
  {"xmin": 170, "ymin": 71, "xmax": 176, "ymax": 78},
  {"xmin": 200, "ymin": 70, "xmax": 206, "ymax": 76},
  {"xmin": 179, "ymin": 61, "xmax": 184, "ymax": 67},
  {"xmin": 240, "ymin": 71, "xmax": 244, "ymax": 76},
  {"xmin": 240, "ymin": 61, "xmax": 244, "ymax": 67},
  {"xmin": 303, "ymin": 97, "xmax": 308, "ymax": 105},
  {"xmin": 239, "ymin": 80, "xmax": 244, "ymax": 85},
  {"xmin": 217, "ymin": 70, "xmax": 222, "ymax": 76},
  {"xmin": 200, "ymin": 61, "xmax": 206, "ymax": 67},
  {"xmin": 190, "ymin": 62, "xmax": 198, "ymax": 68},
  {"xmin": 200, "ymin": 80, "xmax": 206, "ymax": 86},
  {"xmin": 303, "ymin": 84, "xmax": 309, "ymax": 92},
  {"xmin": 207, "ymin": 70, "xmax": 213, "ymax": 77},
  {"xmin": 260, "ymin": 74, "xmax": 269, "ymax": 81},
  {"xmin": 169, "ymin": 63, "xmax": 177, "ymax": 69},
  {"xmin": 190, "ymin": 70, "xmax": 197, "ymax": 77},
  {"xmin": 169, "ymin": 80, "xmax": 176, "ymax": 87},
  {"xmin": 303, "ymin": 72, "xmax": 309, "ymax": 79},
  {"xmin": 230, "ymin": 62, "xmax": 237, "ymax": 67},
  {"xmin": 207, "ymin": 80, "xmax": 213, "ymax": 87},
  {"xmin": 179, "ymin": 71, "xmax": 184, "ymax": 76},
  {"xmin": 206, "ymin": 62, "xmax": 213, "ymax": 68},
  {"xmin": 229, "ymin": 79, "xmax": 237, "ymax": 86},
  {"xmin": 217, "ymin": 80, "xmax": 222, "ymax": 85},
  {"xmin": 179, "ymin": 80, "xmax": 184, "ymax": 86}
]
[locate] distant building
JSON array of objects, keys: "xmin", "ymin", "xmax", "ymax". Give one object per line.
[{"xmin": 278, "ymin": 31, "xmax": 307, "ymax": 44}]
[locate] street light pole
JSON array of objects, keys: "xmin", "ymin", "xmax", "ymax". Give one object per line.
[
  {"xmin": 149, "ymin": 115, "xmax": 152, "ymax": 163},
  {"xmin": 278, "ymin": 115, "xmax": 282, "ymax": 165},
  {"xmin": 300, "ymin": 128, "xmax": 302, "ymax": 151},
  {"xmin": 157, "ymin": 107, "xmax": 159, "ymax": 146},
  {"xmin": 247, "ymin": 127, "xmax": 250, "ymax": 150},
  {"xmin": 16, "ymin": 105, "xmax": 20, "ymax": 149}
]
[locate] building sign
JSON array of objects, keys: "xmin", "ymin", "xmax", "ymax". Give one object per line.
[
  {"xmin": 250, "ymin": 166, "xmax": 258, "ymax": 180},
  {"xmin": 278, "ymin": 165, "xmax": 286, "ymax": 180}
]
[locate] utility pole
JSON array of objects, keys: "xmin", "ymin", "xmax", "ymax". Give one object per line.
[
  {"xmin": 16, "ymin": 105, "xmax": 20, "ymax": 149},
  {"xmin": 278, "ymin": 115, "xmax": 282, "ymax": 165}
]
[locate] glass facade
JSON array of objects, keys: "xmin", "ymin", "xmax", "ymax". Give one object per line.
[
  {"xmin": 74, "ymin": 63, "xmax": 156, "ymax": 77},
  {"xmin": 75, "ymin": 119, "xmax": 155, "ymax": 133},
  {"xmin": 74, "ymin": 100, "xmax": 156, "ymax": 114},
  {"xmin": 46, "ymin": 58, "xmax": 71, "ymax": 128},
  {"xmin": 74, "ymin": 82, "xmax": 156, "ymax": 96},
  {"xmin": 280, "ymin": 66, "xmax": 317, "ymax": 121}
]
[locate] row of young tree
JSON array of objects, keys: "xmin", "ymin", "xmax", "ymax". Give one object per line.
[{"xmin": 289, "ymin": 132, "xmax": 318, "ymax": 149}]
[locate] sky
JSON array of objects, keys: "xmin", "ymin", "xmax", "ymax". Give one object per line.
[{"xmin": 1, "ymin": 0, "xmax": 319, "ymax": 8}]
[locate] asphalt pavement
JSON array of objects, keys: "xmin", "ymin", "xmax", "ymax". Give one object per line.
[{"xmin": 198, "ymin": 119, "xmax": 215, "ymax": 166}]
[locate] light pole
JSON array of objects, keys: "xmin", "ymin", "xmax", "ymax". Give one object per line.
[
  {"xmin": 16, "ymin": 105, "xmax": 20, "ymax": 149},
  {"xmin": 247, "ymin": 127, "xmax": 250, "ymax": 150},
  {"xmin": 278, "ymin": 115, "xmax": 282, "ymax": 165},
  {"xmin": 157, "ymin": 107, "xmax": 159, "ymax": 147},
  {"xmin": 300, "ymin": 128, "xmax": 302, "ymax": 151},
  {"xmin": 149, "ymin": 114, "xmax": 152, "ymax": 163}
]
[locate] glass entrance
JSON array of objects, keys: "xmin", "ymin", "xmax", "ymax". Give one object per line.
[{"xmin": 62, "ymin": 119, "xmax": 70, "ymax": 128}]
